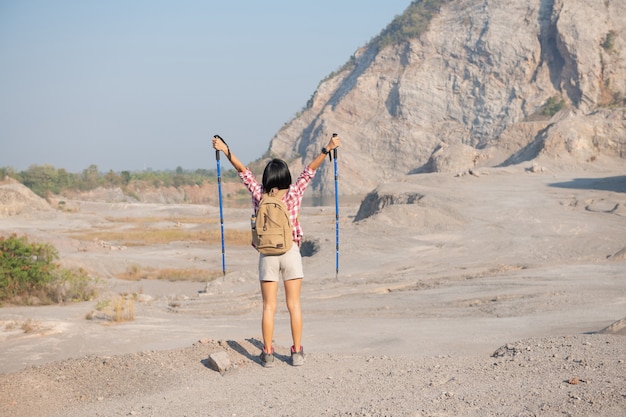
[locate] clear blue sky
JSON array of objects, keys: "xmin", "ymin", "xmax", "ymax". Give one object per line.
[{"xmin": 0, "ymin": 0, "xmax": 410, "ymax": 173}]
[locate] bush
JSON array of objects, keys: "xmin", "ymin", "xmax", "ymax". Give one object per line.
[
  {"xmin": 0, "ymin": 235, "xmax": 58, "ymax": 300},
  {"xmin": 51, "ymin": 267, "xmax": 98, "ymax": 303},
  {"xmin": 541, "ymin": 96, "xmax": 565, "ymax": 116},
  {"xmin": 602, "ymin": 30, "xmax": 617, "ymax": 52},
  {"xmin": 612, "ymin": 91, "xmax": 626, "ymax": 107},
  {"xmin": 0, "ymin": 235, "xmax": 97, "ymax": 304}
]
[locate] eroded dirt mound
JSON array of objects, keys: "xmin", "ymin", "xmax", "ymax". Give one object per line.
[
  {"xmin": 417, "ymin": 143, "xmax": 492, "ymax": 174},
  {"xmin": 0, "ymin": 179, "xmax": 51, "ymax": 218},
  {"xmin": 353, "ymin": 183, "xmax": 465, "ymax": 231},
  {"xmin": 598, "ymin": 317, "xmax": 626, "ymax": 335},
  {"xmin": 608, "ymin": 247, "xmax": 626, "ymax": 261}
]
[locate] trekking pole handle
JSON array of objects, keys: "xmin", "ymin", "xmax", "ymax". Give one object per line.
[
  {"xmin": 214, "ymin": 134, "xmax": 226, "ymax": 160},
  {"xmin": 329, "ymin": 133, "xmax": 338, "ymax": 161}
]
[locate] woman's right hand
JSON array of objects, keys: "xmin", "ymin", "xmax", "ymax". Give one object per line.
[
  {"xmin": 212, "ymin": 135, "xmax": 229, "ymax": 153},
  {"xmin": 326, "ymin": 134, "xmax": 341, "ymax": 151}
]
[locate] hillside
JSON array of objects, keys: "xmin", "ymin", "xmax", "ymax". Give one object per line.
[
  {"xmin": 0, "ymin": 178, "xmax": 52, "ymax": 217},
  {"xmin": 266, "ymin": 0, "xmax": 626, "ymax": 196}
]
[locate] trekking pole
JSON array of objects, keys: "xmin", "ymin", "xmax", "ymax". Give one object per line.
[
  {"xmin": 214, "ymin": 134, "xmax": 226, "ymax": 276},
  {"xmin": 331, "ymin": 133, "xmax": 339, "ymax": 279}
]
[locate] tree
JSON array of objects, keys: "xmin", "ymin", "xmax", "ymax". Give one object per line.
[
  {"xmin": 121, "ymin": 171, "xmax": 131, "ymax": 185},
  {"xmin": 20, "ymin": 164, "xmax": 59, "ymax": 197},
  {"xmin": 0, "ymin": 166, "xmax": 16, "ymax": 180},
  {"xmin": 104, "ymin": 170, "xmax": 121, "ymax": 187},
  {"xmin": 81, "ymin": 164, "xmax": 100, "ymax": 190}
]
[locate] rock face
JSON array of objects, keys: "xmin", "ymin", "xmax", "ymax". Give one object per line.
[{"xmin": 267, "ymin": 0, "xmax": 626, "ymax": 196}]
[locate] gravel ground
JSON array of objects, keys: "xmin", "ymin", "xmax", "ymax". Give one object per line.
[{"xmin": 1, "ymin": 334, "xmax": 625, "ymax": 417}]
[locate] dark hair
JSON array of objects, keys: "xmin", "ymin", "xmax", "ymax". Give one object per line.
[{"xmin": 262, "ymin": 158, "xmax": 292, "ymax": 191}]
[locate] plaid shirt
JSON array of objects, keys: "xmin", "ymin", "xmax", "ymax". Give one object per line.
[{"xmin": 239, "ymin": 166, "xmax": 316, "ymax": 246}]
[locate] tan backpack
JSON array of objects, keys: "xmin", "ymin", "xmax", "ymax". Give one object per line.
[{"xmin": 251, "ymin": 188, "xmax": 293, "ymax": 255}]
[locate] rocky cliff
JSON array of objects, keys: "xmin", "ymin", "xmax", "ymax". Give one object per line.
[{"xmin": 266, "ymin": 0, "xmax": 626, "ymax": 196}]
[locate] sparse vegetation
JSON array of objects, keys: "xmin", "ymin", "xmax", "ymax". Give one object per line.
[
  {"xmin": 373, "ymin": 0, "xmax": 450, "ymax": 50},
  {"xmin": 0, "ymin": 164, "xmax": 241, "ymax": 199},
  {"xmin": 117, "ymin": 265, "xmax": 222, "ymax": 282},
  {"xmin": 105, "ymin": 216, "xmax": 218, "ymax": 225},
  {"xmin": 611, "ymin": 91, "xmax": 626, "ymax": 107},
  {"xmin": 69, "ymin": 213, "xmax": 251, "ymax": 248},
  {"xmin": 2, "ymin": 319, "xmax": 45, "ymax": 334},
  {"xmin": 88, "ymin": 295, "xmax": 135, "ymax": 322},
  {"xmin": 70, "ymin": 227, "xmax": 251, "ymax": 247},
  {"xmin": 307, "ymin": 0, "xmax": 450, "ymax": 107},
  {"xmin": 601, "ymin": 30, "xmax": 617, "ymax": 52},
  {"xmin": 51, "ymin": 267, "xmax": 98, "ymax": 303},
  {"xmin": 541, "ymin": 96, "xmax": 566, "ymax": 117},
  {"xmin": 112, "ymin": 296, "xmax": 135, "ymax": 322},
  {"xmin": 20, "ymin": 318, "xmax": 40, "ymax": 333},
  {"xmin": 0, "ymin": 235, "xmax": 98, "ymax": 305}
]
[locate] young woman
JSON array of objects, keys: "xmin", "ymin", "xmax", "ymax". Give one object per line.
[{"xmin": 212, "ymin": 134, "xmax": 341, "ymax": 367}]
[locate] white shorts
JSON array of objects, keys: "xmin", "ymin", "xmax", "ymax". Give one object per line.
[{"xmin": 258, "ymin": 244, "xmax": 303, "ymax": 282}]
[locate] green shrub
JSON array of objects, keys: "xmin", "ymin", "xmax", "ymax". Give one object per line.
[
  {"xmin": 541, "ymin": 96, "xmax": 565, "ymax": 116},
  {"xmin": 0, "ymin": 235, "xmax": 97, "ymax": 304},
  {"xmin": 602, "ymin": 30, "xmax": 617, "ymax": 52},
  {"xmin": 0, "ymin": 235, "xmax": 58, "ymax": 300},
  {"xmin": 612, "ymin": 91, "xmax": 626, "ymax": 107},
  {"xmin": 50, "ymin": 267, "xmax": 97, "ymax": 303}
]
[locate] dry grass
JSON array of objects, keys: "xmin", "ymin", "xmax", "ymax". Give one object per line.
[
  {"xmin": 2, "ymin": 319, "xmax": 43, "ymax": 333},
  {"xmin": 112, "ymin": 297, "xmax": 134, "ymax": 322},
  {"xmin": 3, "ymin": 321, "xmax": 17, "ymax": 331},
  {"xmin": 69, "ymin": 227, "xmax": 251, "ymax": 246},
  {"xmin": 21, "ymin": 319, "xmax": 40, "ymax": 333},
  {"xmin": 117, "ymin": 265, "xmax": 223, "ymax": 282},
  {"xmin": 105, "ymin": 216, "xmax": 218, "ymax": 225},
  {"xmin": 65, "ymin": 215, "xmax": 246, "ymax": 284},
  {"xmin": 67, "ymin": 214, "xmax": 251, "ymax": 246},
  {"xmin": 89, "ymin": 296, "xmax": 135, "ymax": 322}
]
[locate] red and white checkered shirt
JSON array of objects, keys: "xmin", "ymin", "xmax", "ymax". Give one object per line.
[{"xmin": 239, "ymin": 166, "xmax": 316, "ymax": 246}]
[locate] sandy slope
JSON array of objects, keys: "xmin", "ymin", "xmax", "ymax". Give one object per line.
[{"xmin": 0, "ymin": 164, "xmax": 625, "ymax": 416}]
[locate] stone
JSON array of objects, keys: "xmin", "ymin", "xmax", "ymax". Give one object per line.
[{"xmin": 207, "ymin": 351, "xmax": 231, "ymax": 373}]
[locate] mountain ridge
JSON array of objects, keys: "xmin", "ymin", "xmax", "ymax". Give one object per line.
[{"xmin": 264, "ymin": 0, "xmax": 626, "ymax": 196}]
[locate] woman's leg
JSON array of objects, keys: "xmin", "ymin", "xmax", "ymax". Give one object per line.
[
  {"xmin": 260, "ymin": 280, "xmax": 279, "ymax": 352},
  {"xmin": 284, "ymin": 278, "xmax": 303, "ymax": 350}
]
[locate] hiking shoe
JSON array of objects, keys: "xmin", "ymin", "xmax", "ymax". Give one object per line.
[
  {"xmin": 260, "ymin": 347, "xmax": 275, "ymax": 368},
  {"xmin": 291, "ymin": 345, "xmax": 305, "ymax": 366}
]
